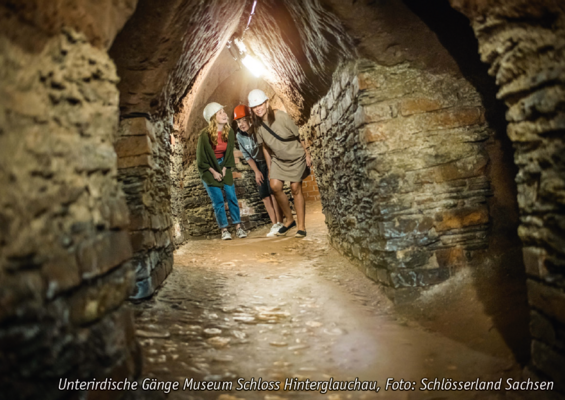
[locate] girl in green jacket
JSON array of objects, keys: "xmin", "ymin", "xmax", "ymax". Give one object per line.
[{"xmin": 197, "ymin": 102, "xmax": 247, "ymax": 240}]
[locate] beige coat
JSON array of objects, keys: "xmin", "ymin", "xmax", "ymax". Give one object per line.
[{"xmin": 255, "ymin": 111, "xmax": 307, "ymax": 182}]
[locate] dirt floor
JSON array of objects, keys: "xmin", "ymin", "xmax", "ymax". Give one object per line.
[{"xmin": 132, "ymin": 201, "xmax": 537, "ymax": 400}]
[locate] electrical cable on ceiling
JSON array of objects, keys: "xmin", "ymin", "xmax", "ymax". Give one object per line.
[
  {"xmin": 242, "ymin": 0, "xmax": 258, "ymax": 38},
  {"xmin": 225, "ymin": 0, "xmax": 257, "ymax": 60},
  {"xmin": 226, "ymin": 0, "xmax": 267, "ymax": 78}
]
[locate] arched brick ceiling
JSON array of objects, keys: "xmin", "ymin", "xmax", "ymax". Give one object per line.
[
  {"xmin": 109, "ymin": 0, "xmax": 354, "ymax": 122},
  {"xmin": 110, "ymin": 0, "xmax": 248, "ymax": 117},
  {"xmin": 109, "ymin": 0, "xmax": 550, "ymax": 137}
]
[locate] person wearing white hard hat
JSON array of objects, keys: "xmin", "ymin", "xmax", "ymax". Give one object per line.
[
  {"xmin": 248, "ymin": 89, "xmax": 311, "ymax": 238},
  {"xmin": 197, "ymin": 102, "xmax": 247, "ymax": 240},
  {"xmin": 233, "ymin": 104, "xmax": 284, "ymax": 237}
]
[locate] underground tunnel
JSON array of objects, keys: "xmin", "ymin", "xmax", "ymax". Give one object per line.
[{"xmin": 0, "ymin": 0, "xmax": 564, "ymax": 398}]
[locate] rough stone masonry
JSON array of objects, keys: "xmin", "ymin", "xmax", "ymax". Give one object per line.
[
  {"xmin": 114, "ymin": 117, "xmax": 175, "ymax": 299},
  {"xmin": 0, "ymin": 29, "xmax": 139, "ymax": 398},
  {"xmin": 305, "ymin": 59, "xmax": 493, "ymax": 303},
  {"xmin": 450, "ymin": 0, "xmax": 565, "ymax": 390}
]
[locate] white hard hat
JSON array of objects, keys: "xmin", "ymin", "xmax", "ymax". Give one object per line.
[
  {"xmin": 248, "ymin": 89, "xmax": 269, "ymax": 108},
  {"xmin": 203, "ymin": 102, "xmax": 225, "ymax": 123}
]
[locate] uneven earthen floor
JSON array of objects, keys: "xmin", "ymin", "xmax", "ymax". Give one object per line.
[{"xmin": 132, "ymin": 202, "xmax": 526, "ymax": 400}]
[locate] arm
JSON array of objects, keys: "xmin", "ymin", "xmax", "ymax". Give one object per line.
[
  {"xmin": 247, "ymin": 158, "xmax": 264, "ymax": 185},
  {"xmin": 197, "ymin": 133, "xmax": 222, "ymax": 181},
  {"xmin": 211, "ymin": 167, "xmax": 222, "ymax": 181},
  {"xmin": 222, "ymin": 129, "xmax": 237, "ymax": 177},
  {"xmin": 196, "ymin": 134, "xmax": 211, "ymax": 172},
  {"xmin": 237, "ymin": 132, "xmax": 259, "ymax": 178},
  {"xmin": 238, "ymin": 132, "xmax": 264, "ymax": 183},
  {"xmin": 300, "ymin": 140, "xmax": 312, "ymax": 167},
  {"xmin": 262, "ymin": 144, "xmax": 272, "ymax": 171},
  {"xmin": 222, "ymin": 129, "xmax": 236, "ymax": 169}
]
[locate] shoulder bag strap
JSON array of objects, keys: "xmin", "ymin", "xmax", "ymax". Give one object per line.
[{"xmin": 260, "ymin": 121, "xmax": 299, "ymax": 143}]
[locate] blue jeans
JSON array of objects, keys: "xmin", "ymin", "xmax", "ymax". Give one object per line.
[{"xmin": 202, "ymin": 158, "xmax": 241, "ymax": 229}]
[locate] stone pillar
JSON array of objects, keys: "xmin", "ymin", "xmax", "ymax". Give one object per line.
[
  {"xmin": 306, "ymin": 60, "xmax": 493, "ymax": 303},
  {"xmin": 115, "ymin": 117, "xmax": 174, "ymax": 299},
  {"xmin": 0, "ymin": 30, "xmax": 139, "ymax": 399},
  {"xmin": 450, "ymin": 0, "xmax": 565, "ymax": 391}
]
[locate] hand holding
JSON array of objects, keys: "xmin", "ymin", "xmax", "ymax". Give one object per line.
[
  {"xmin": 306, "ymin": 153, "xmax": 312, "ymax": 168},
  {"xmin": 222, "ymin": 167, "xmax": 227, "ymax": 177}
]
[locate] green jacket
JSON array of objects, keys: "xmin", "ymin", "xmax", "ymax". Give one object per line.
[{"xmin": 196, "ymin": 127, "xmax": 236, "ymax": 187}]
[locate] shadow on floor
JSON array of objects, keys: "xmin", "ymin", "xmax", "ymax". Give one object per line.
[{"xmin": 395, "ymin": 243, "xmax": 531, "ymax": 366}]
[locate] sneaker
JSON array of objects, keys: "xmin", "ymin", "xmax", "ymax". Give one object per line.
[
  {"xmin": 276, "ymin": 220, "xmax": 297, "ymax": 236},
  {"xmin": 295, "ymin": 230, "xmax": 307, "ymax": 238},
  {"xmin": 221, "ymin": 230, "xmax": 232, "ymax": 240},
  {"xmin": 236, "ymin": 227, "xmax": 247, "ymax": 238},
  {"xmin": 266, "ymin": 222, "xmax": 284, "ymax": 237}
]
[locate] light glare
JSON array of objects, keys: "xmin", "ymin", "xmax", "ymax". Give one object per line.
[{"xmin": 242, "ymin": 55, "xmax": 267, "ymax": 77}]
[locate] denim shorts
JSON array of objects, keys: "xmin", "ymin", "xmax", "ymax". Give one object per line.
[{"xmin": 256, "ymin": 161, "xmax": 272, "ymax": 199}]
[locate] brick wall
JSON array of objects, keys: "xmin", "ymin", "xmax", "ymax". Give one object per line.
[
  {"xmin": 0, "ymin": 30, "xmax": 139, "ymax": 399},
  {"xmin": 450, "ymin": 0, "xmax": 565, "ymax": 391},
  {"xmin": 302, "ymin": 170, "xmax": 321, "ymax": 202},
  {"xmin": 182, "ymin": 146, "xmax": 297, "ymax": 238},
  {"xmin": 182, "ymin": 148, "xmax": 273, "ymax": 238},
  {"xmin": 305, "ymin": 60, "xmax": 495, "ymax": 303},
  {"xmin": 115, "ymin": 117, "xmax": 174, "ymax": 299}
]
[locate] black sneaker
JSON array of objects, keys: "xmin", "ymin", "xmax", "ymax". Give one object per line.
[
  {"xmin": 295, "ymin": 230, "xmax": 307, "ymax": 238},
  {"xmin": 276, "ymin": 220, "xmax": 296, "ymax": 236}
]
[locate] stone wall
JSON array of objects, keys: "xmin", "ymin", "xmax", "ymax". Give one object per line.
[
  {"xmin": 243, "ymin": 0, "xmax": 354, "ymax": 123},
  {"xmin": 0, "ymin": 30, "xmax": 139, "ymax": 398},
  {"xmin": 109, "ymin": 0, "xmax": 246, "ymax": 117},
  {"xmin": 450, "ymin": 0, "xmax": 565, "ymax": 391},
  {"xmin": 0, "ymin": 0, "xmax": 138, "ymax": 51},
  {"xmin": 305, "ymin": 60, "xmax": 495, "ymax": 303},
  {"xmin": 182, "ymin": 149, "xmax": 275, "ymax": 238},
  {"xmin": 115, "ymin": 117, "xmax": 175, "ymax": 299},
  {"xmin": 171, "ymin": 133, "xmax": 186, "ymax": 245},
  {"xmin": 302, "ymin": 170, "xmax": 321, "ymax": 202}
]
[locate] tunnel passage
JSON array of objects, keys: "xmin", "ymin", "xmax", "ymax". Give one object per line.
[{"xmin": 1, "ymin": 0, "xmax": 565, "ymax": 398}]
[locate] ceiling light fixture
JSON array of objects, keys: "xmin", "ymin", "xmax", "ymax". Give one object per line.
[
  {"xmin": 241, "ymin": 54, "xmax": 267, "ymax": 77},
  {"xmin": 225, "ymin": 1, "xmax": 267, "ymax": 78}
]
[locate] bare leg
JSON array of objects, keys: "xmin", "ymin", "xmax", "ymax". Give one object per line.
[
  {"xmin": 270, "ymin": 179, "xmax": 294, "ymax": 227},
  {"xmin": 262, "ymin": 197, "xmax": 277, "ymax": 225},
  {"xmin": 290, "ymin": 181, "xmax": 306, "ymax": 231},
  {"xmin": 271, "ymin": 194, "xmax": 283, "ymax": 223}
]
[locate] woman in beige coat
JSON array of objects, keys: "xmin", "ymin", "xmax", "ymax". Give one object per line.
[{"xmin": 248, "ymin": 89, "xmax": 311, "ymax": 238}]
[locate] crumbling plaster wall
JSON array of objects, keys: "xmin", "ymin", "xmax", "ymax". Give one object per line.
[
  {"xmin": 450, "ymin": 0, "xmax": 565, "ymax": 391},
  {"xmin": 0, "ymin": 0, "xmax": 137, "ymax": 50}
]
